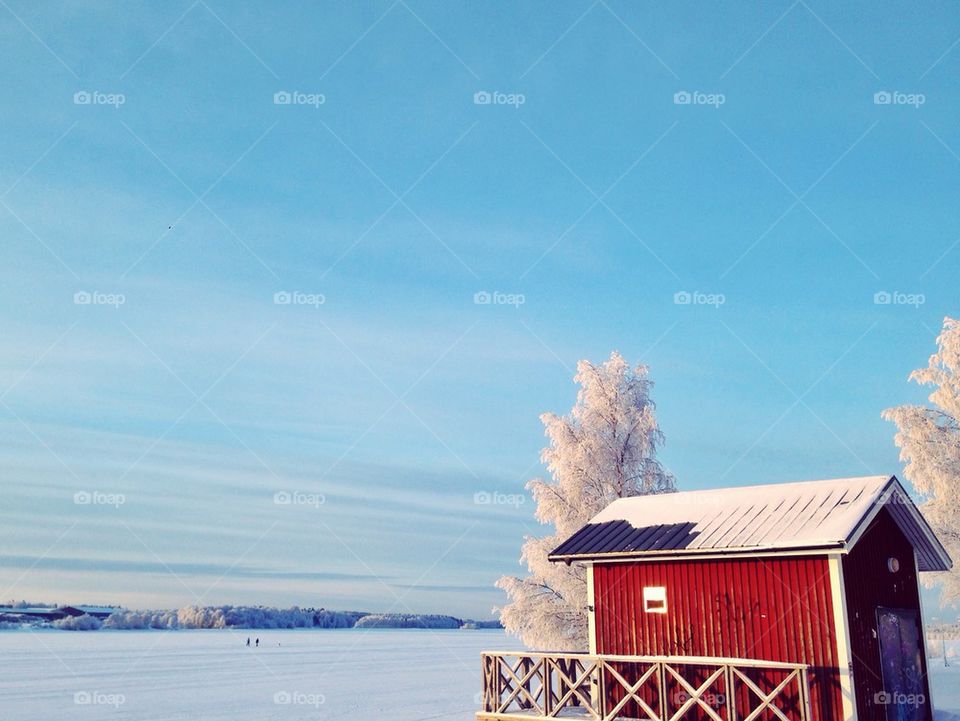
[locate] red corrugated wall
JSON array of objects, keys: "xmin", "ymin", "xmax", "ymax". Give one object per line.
[{"xmin": 593, "ymin": 556, "xmax": 842, "ymax": 721}]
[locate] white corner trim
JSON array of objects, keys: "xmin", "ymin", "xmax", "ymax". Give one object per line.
[
  {"xmin": 828, "ymin": 555, "xmax": 858, "ymax": 721},
  {"xmin": 586, "ymin": 563, "xmax": 597, "ymax": 654},
  {"xmin": 912, "ymin": 549, "xmax": 935, "ymax": 695}
]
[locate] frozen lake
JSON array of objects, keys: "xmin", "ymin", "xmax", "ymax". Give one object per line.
[
  {"xmin": 930, "ymin": 642, "xmax": 960, "ymax": 718},
  {"xmin": 5, "ymin": 629, "xmax": 960, "ymax": 721},
  {"xmin": 0, "ymin": 628, "xmax": 509, "ymax": 720}
]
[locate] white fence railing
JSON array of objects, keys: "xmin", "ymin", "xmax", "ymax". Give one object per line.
[{"xmin": 478, "ymin": 652, "xmax": 811, "ymax": 721}]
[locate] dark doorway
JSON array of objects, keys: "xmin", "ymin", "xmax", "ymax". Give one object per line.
[{"xmin": 876, "ymin": 608, "xmax": 930, "ymax": 721}]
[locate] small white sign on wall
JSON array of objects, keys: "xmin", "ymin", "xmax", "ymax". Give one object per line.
[{"xmin": 643, "ymin": 586, "xmax": 667, "ymax": 614}]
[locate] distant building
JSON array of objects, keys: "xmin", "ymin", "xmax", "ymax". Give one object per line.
[
  {"xmin": 0, "ymin": 605, "xmax": 117, "ymax": 622},
  {"xmin": 61, "ymin": 606, "xmax": 117, "ymax": 620},
  {"xmin": 11, "ymin": 607, "xmax": 66, "ymax": 621}
]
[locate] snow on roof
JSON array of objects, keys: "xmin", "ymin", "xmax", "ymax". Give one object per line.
[{"xmin": 549, "ymin": 475, "xmax": 951, "ymax": 571}]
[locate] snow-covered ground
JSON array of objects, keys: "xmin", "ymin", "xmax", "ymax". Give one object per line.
[
  {"xmin": 929, "ymin": 641, "xmax": 960, "ymax": 718},
  {"xmin": 7, "ymin": 629, "xmax": 959, "ymax": 721},
  {"xmin": 0, "ymin": 628, "xmax": 509, "ymax": 720}
]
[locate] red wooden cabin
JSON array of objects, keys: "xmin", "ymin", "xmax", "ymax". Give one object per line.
[{"xmin": 479, "ymin": 475, "xmax": 950, "ymax": 721}]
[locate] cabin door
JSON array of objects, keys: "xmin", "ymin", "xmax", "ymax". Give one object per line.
[{"xmin": 876, "ymin": 608, "xmax": 929, "ymax": 721}]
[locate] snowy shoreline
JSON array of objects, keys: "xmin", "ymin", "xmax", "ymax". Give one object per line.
[{"xmin": 0, "ymin": 604, "xmax": 503, "ymax": 632}]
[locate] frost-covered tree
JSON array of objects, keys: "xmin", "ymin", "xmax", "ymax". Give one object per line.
[
  {"xmin": 497, "ymin": 351, "xmax": 675, "ymax": 650},
  {"xmin": 103, "ymin": 605, "xmax": 369, "ymax": 629},
  {"xmin": 354, "ymin": 613, "xmax": 461, "ymax": 629},
  {"xmin": 52, "ymin": 614, "xmax": 102, "ymax": 631},
  {"xmin": 884, "ymin": 317, "xmax": 960, "ymax": 604}
]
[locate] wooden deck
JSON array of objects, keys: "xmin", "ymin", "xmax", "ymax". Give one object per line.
[{"xmin": 477, "ymin": 652, "xmax": 811, "ymax": 721}]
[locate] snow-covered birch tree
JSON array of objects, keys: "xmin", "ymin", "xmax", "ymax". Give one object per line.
[
  {"xmin": 883, "ymin": 316, "xmax": 960, "ymax": 604},
  {"xmin": 497, "ymin": 351, "xmax": 675, "ymax": 650}
]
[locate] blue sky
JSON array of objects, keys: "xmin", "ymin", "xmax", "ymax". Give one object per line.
[{"xmin": 1, "ymin": 1, "xmax": 958, "ymax": 619}]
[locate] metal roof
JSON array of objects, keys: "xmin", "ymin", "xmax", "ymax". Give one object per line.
[
  {"xmin": 71, "ymin": 605, "xmax": 118, "ymax": 615},
  {"xmin": 548, "ymin": 475, "xmax": 951, "ymax": 571}
]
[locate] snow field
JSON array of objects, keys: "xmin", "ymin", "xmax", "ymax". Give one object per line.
[{"xmin": 0, "ymin": 628, "xmax": 507, "ymax": 721}]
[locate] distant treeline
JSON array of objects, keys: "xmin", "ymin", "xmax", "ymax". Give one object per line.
[{"xmin": 1, "ymin": 604, "xmax": 502, "ymax": 631}]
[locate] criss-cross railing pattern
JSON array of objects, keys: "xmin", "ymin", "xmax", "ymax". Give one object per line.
[{"xmin": 478, "ymin": 652, "xmax": 810, "ymax": 721}]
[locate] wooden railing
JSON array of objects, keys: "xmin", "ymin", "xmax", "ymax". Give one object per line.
[{"xmin": 478, "ymin": 652, "xmax": 811, "ymax": 721}]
